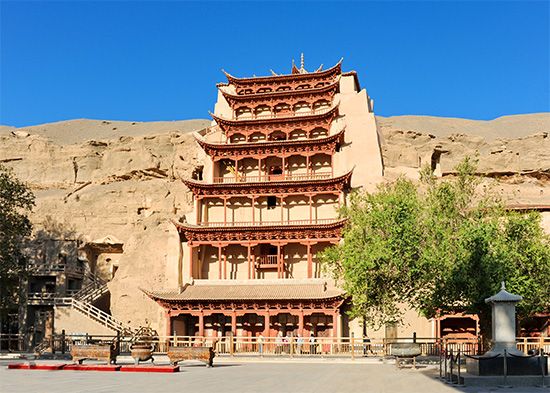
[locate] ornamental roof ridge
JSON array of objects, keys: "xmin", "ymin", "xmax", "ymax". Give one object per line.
[
  {"xmin": 209, "ymin": 103, "xmax": 339, "ymax": 126},
  {"xmin": 222, "ymin": 59, "xmax": 342, "ymax": 85},
  {"xmin": 194, "ymin": 126, "xmax": 345, "ymax": 150},
  {"xmin": 218, "ymin": 76, "xmax": 340, "ymax": 101}
]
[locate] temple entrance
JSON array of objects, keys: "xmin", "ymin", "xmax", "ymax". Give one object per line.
[
  {"xmin": 270, "ymin": 313, "xmax": 298, "ymax": 336},
  {"xmin": 204, "ymin": 314, "xmax": 231, "ymax": 337},
  {"xmin": 439, "ymin": 316, "xmax": 477, "ymax": 339},
  {"xmin": 306, "ymin": 313, "xmax": 334, "ymax": 337},
  {"xmin": 171, "ymin": 315, "xmax": 198, "ymax": 336},
  {"xmin": 238, "ymin": 313, "xmax": 264, "ymax": 337}
]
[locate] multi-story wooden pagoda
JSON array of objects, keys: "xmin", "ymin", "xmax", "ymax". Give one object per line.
[{"xmin": 145, "ymin": 58, "xmax": 384, "ymax": 339}]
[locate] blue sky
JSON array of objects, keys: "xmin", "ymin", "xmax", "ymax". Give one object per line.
[{"xmin": 1, "ymin": 1, "xmax": 548, "ymax": 127}]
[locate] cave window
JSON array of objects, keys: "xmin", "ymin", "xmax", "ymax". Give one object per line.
[
  {"xmin": 267, "ymin": 196, "xmax": 277, "ymax": 209},
  {"xmin": 192, "ymin": 166, "xmax": 204, "ymax": 181},
  {"xmin": 431, "ymin": 151, "xmax": 442, "ymax": 177}
]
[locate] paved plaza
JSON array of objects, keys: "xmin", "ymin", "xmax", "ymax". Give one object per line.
[{"xmin": 0, "ymin": 358, "xmax": 547, "ymax": 393}]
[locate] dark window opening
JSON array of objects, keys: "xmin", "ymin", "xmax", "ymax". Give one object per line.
[
  {"xmin": 270, "ymin": 166, "xmax": 283, "ymax": 175},
  {"xmin": 267, "ymin": 196, "xmax": 277, "ymax": 209},
  {"xmin": 192, "ymin": 166, "xmax": 204, "ymax": 181},
  {"xmin": 431, "ymin": 151, "xmax": 441, "ymax": 173}
]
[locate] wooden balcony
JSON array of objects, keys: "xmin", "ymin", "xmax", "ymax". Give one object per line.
[
  {"xmin": 196, "ymin": 218, "xmax": 340, "ymax": 228},
  {"xmin": 27, "ymin": 261, "xmax": 85, "ymax": 276},
  {"xmin": 212, "ymin": 172, "xmax": 332, "ymax": 184},
  {"xmin": 256, "ymin": 255, "xmax": 278, "ymax": 269}
]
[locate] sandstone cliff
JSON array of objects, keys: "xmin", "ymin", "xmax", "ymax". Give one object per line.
[{"xmin": 1, "ymin": 114, "xmax": 548, "ymax": 330}]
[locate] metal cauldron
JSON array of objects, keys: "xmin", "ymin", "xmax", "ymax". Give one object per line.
[{"xmin": 130, "ymin": 343, "xmax": 154, "ymax": 365}]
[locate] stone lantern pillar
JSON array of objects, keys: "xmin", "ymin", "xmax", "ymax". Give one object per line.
[{"xmin": 484, "ymin": 281, "xmax": 523, "ymax": 356}]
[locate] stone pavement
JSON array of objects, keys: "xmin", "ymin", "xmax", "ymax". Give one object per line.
[{"xmin": 0, "ymin": 358, "xmax": 547, "ymax": 393}]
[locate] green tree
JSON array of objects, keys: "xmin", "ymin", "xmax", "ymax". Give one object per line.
[
  {"xmin": 321, "ymin": 158, "xmax": 550, "ymax": 337},
  {"xmin": 0, "ymin": 165, "xmax": 35, "ymax": 332}
]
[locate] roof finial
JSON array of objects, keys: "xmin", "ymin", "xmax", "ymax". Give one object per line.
[
  {"xmin": 300, "ymin": 52, "xmax": 305, "ymax": 72},
  {"xmin": 501, "ymin": 281, "xmax": 506, "ymax": 290}
]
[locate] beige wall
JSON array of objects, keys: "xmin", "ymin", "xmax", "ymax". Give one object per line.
[
  {"xmin": 95, "ymin": 252, "xmax": 122, "ymax": 281},
  {"xmin": 193, "ymin": 242, "xmax": 331, "ymax": 280},
  {"xmin": 54, "ymin": 306, "xmax": 116, "ymax": 336},
  {"xmin": 336, "ymin": 75, "xmax": 384, "ymax": 190},
  {"xmin": 202, "ymin": 194, "xmax": 339, "ymax": 225}
]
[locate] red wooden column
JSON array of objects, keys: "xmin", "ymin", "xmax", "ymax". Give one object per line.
[
  {"xmin": 332, "ymin": 311, "xmax": 339, "ymax": 338},
  {"xmin": 308, "ymin": 194, "xmax": 313, "ymax": 223},
  {"xmin": 330, "ymin": 154, "xmax": 334, "ymax": 177},
  {"xmin": 306, "ymin": 155, "xmax": 310, "ymax": 177},
  {"xmin": 195, "ymin": 196, "xmax": 201, "ymax": 224},
  {"xmin": 282, "ymin": 156, "xmax": 286, "ymax": 179},
  {"xmin": 223, "ymin": 253, "xmax": 228, "ymax": 280},
  {"xmin": 258, "ymin": 158, "xmax": 262, "ymax": 181},
  {"xmin": 251, "ymin": 196, "xmax": 256, "ymax": 224},
  {"xmin": 223, "ymin": 197, "xmax": 228, "ymax": 225},
  {"xmin": 198, "ymin": 312, "xmax": 205, "ymax": 337},
  {"xmin": 231, "ymin": 311, "xmax": 237, "ymax": 335},
  {"xmin": 307, "ymin": 242, "xmax": 312, "ymax": 279},
  {"xmin": 218, "ymin": 244, "xmax": 223, "ymax": 279},
  {"xmin": 277, "ymin": 243, "xmax": 282, "ymax": 279},
  {"xmin": 298, "ymin": 310, "xmax": 304, "ymax": 337},
  {"xmin": 234, "ymin": 158, "xmax": 239, "ymax": 181},
  {"xmin": 188, "ymin": 244, "xmax": 194, "ymax": 279},
  {"xmin": 247, "ymin": 243, "xmax": 252, "ymax": 280},
  {"xmin": 263, "ymin": 312, "xmax": 270, "ymax": 337},
  {"xmin": 165, "ymin": 310, "xmax": 171, "ymax": 337}
]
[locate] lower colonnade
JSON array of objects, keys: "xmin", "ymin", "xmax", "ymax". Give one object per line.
[
  {"xmin": 144, "ymin": 282, "xmax": 345, "ymax": 338},
  {"xmin": 168, "ymin": 308, "xmax": 341, "ymax": 338}
]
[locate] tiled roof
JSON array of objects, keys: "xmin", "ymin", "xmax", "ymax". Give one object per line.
[{"xmin": 143, "ymin": 281, "xmax": 344, "ymax": 302}]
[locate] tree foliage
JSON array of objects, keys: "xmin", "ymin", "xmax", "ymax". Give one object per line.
[
  {"xmin": 321, "ymin": 158, "xmax": 550, "ymax": 334},
  {"xmin": 0, "ymin": 165, "xmax": 35, "ymax": 322}
]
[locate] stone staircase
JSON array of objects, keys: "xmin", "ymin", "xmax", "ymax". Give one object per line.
[
  {"xmin": 73, "ymin": 281, "xmax": 109, "ymax": 303},
  {"xmin": 54, "ymin": 297, "xmax": 133, "ymax": 334}
]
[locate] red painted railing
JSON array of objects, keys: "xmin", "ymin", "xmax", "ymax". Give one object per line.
[
  {"xmin": 212, "ymin": 172, "xmax": 332, "ymax": 184},
  {"xmin": 197, "ymin": 218, "xmax": 341, "ymax": 228},
  {"xmin": 233, "ymin": 106, "xmax": 333, "ymax": 121},
  {"xmin": 256, "ymin": 255, "xmax": 278, "ymax": 268}
]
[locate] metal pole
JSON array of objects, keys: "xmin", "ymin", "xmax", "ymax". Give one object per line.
[
  {"xmin": 444, "ymin": 346, "xmax": 447, "ymax": 380},
  {"xmin": 541, "ymin": 349, "xmax": 546, "ymax": 388},
  {"xmin": 61, "ymin": 329, "xmax": 66, "ymax": 354},
  {"xmin": 439, "ymin": 345, "xmax": 443, "ymax": 379},
  {"xmin": 457, "ymin": 350, "xmax": 461, "ymax": 385},
  {"xmin": 449, "ymin": 349, "xmax": 453, "ymax": 384}
]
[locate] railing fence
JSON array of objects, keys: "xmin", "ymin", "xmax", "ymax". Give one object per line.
[{"xmin": 5, "ymin": 333, "xmax": 547, "ymax": 359}]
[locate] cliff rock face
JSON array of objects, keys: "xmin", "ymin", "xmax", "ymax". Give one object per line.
[
  {"xmin": 1, "ymin": 114, "xmax": 549, "ymax": 330},
  {"xmin": 0, "ymin": 119, "xmax": 208, "ymax": 330},
  {"xmin": 378, "ymin": 114, "xmax": 550, "ymax": 206}
]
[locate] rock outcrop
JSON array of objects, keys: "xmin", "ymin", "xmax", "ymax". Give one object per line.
[{"xmin": 1, "ymin": 114, "xmax": 548, "ymax": 330}]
